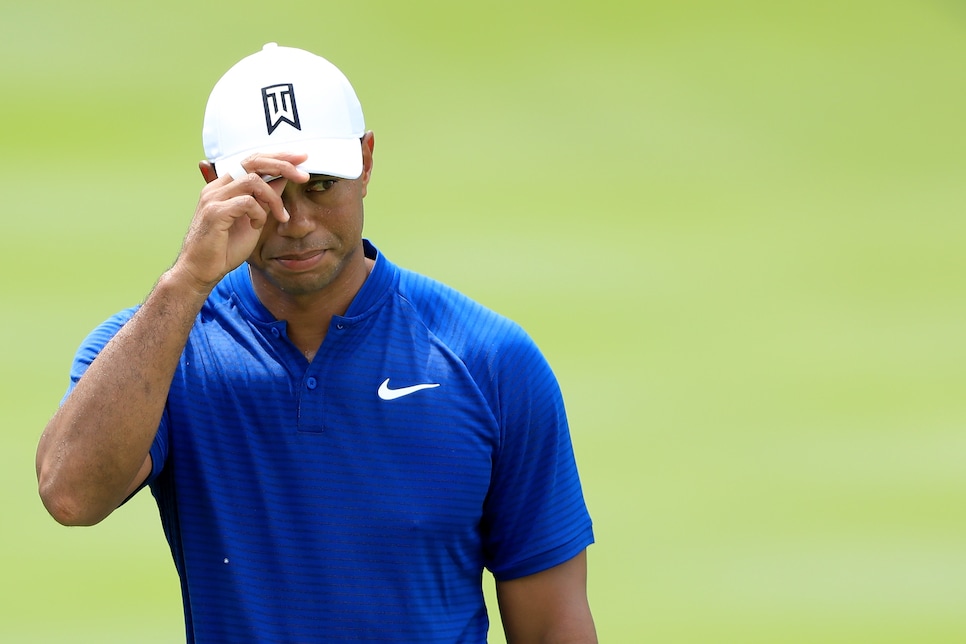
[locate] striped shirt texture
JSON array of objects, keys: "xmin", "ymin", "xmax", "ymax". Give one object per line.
[{"xmin": 67, "ymin": 240, "xmax": 594, "ymax": 642}]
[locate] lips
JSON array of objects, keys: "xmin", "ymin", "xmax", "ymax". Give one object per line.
[{"xmin": 272, "ymin": 249, "xmax": 325, "ymax": 272}]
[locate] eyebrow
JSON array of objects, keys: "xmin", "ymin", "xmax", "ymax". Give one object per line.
[{"xmin": 264, "ymin": 173, "xmax": 339, "ymax": 184}]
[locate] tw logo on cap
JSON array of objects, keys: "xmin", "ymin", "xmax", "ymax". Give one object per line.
[{"xmin": 262, "ymin": 84, "xmax": 301, "ymax": 135}]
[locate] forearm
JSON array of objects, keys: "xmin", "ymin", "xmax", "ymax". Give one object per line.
[{"xmin": 36, "ymin": 266, "xmax": 211, "ymax": 525}]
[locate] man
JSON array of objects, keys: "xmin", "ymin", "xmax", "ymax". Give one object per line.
[{"xmin": 36, "ymin": 43, "xmax": 596, "ymax": 642}]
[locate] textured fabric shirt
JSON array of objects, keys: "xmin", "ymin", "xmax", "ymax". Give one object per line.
[{"xmin": 67, "ymin": 240, "xmax": 594, "ymax": 642}]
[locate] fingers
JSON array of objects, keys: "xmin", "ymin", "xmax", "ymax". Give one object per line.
[
  {"xmin": 214, "ymin": 193, "xmax": 272, "ymax": 230},
  {"xmin": 221, "ymin": 152, "xmax": 310, "ymax": 183},
  {"xmin": 217, "ymin": 173, "xmax": 287, "ymax": 225},
  {"xmin": 217, "ymin": 152, "xmax": 310, "ymax": 223}
]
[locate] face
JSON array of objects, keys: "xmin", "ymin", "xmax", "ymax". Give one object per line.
[{"xmin": 247, "ymin": 134, "xmax": 374, "ymax": 304}]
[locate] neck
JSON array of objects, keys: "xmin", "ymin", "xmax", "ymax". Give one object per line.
[{"xmin": 250, "ymin": 254, "xmax": 374, "ymax": 361}]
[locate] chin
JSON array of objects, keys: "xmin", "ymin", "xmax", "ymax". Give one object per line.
[{"xmin": 275, "ymin": 274, "xmax": 335, "ymax": 296}]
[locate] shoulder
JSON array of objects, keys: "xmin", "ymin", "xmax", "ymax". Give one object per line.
[
  {"xmin": 68, "ymin": 306, "xmax": 140, "ymax": 386},
  {"xmin": 75, "ymin": 306, "xmax": 139, "ymax": 356},
  {"xmin": 395, "ymin": 267, "xmax": 536, "ymax": 358},
  {"xmin": 391, "ymin": 267, "xmax": 558, "ymax": 408}
]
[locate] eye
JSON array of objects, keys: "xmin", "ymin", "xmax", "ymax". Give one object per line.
[{"xmin": 306, "ymin": 178, "xmax": 338, "ymax": 192}]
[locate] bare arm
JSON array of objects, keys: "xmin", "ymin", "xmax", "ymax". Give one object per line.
[
  {"xmin": 36, "ymin": 270, "xmax": 212, "ymax": 525},
  {"xmin": 36, "ymin": 153, "xmax": 308, "ymax": 526},
  {"xmin": 496, "ymin": 550, "xmax": 597, "ymax": 644}
]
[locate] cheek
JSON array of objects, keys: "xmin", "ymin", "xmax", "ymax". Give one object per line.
[{"xmin": 326, "ymin": 200, "xmax": 364, "ymax": 232}]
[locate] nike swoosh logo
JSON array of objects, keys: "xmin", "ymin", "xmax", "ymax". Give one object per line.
[{"xmin": 377, "ymin": 378, "xmax": 440, "ymax": 401}]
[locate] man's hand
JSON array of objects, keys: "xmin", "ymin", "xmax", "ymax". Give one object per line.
[{"xmin": 178, "ymin": 152, "xmax": 310, "ymax": 291}]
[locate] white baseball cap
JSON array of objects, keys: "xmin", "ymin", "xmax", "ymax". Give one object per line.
[{"xmin": 202, "ymin": 43, "xmax": 366, "ymax": 180}]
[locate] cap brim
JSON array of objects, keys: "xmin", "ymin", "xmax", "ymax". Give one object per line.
[{"xmin": 214, "ymin": 137, "xmax": 363, "ymax": 180}]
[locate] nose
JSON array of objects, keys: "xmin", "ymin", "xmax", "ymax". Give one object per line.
[{"xmin": 276, "ymin": 190, "xmax": 316, "ymax": 239}]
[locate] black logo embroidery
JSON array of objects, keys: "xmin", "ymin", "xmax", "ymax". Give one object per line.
[{"xmin": 262, "ymin": 84, "xmax": 301, "ymax": 135}]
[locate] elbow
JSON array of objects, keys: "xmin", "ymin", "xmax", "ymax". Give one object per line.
[
  {"xmin": 36, "ymin": 431, "xmax": 111, "ymax": 527},
  {"xmin": 37, "ymin": 471, "xmax": 107, "ymax": 527},
  {"xmin": 39, "ymin": 487, "xmax": 106, "ymax": 527}
]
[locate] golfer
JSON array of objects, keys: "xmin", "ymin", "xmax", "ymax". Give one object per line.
[{"xmin": 37, "ymin": 43, "xmax": 596, "ymax": 642}]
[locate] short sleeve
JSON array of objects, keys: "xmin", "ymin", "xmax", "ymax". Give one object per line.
[{"xmin": 480, "ymin": 330, "xmax": 594, "ymax": 581}]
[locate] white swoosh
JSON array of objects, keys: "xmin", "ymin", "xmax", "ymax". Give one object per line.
[{"xmin": 377, "ymin": 378, "xmax": 440, "ymax": 401}]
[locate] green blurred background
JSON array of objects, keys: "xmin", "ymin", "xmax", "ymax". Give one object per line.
[{"xmin": 3, "ymin": 0, "xmax": 965, "ymax": 641}]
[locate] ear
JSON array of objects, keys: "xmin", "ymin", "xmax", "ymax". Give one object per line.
[
  {"xmin": 359, "ymin": 131, "xmax": 375, "ymax": 197},
  {"xmin": 199, "ymin": 160, "xmax": 219, "ymax": 184}
]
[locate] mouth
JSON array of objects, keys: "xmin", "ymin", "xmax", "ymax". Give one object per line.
[{"xmin": 272, "ymin": 249, "xmax": 325, "ymax": 272}]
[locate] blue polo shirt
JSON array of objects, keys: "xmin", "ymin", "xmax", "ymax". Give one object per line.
[{"xmin": 67, "ymin": 240, "xmax": 594, "ymax": 642}]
